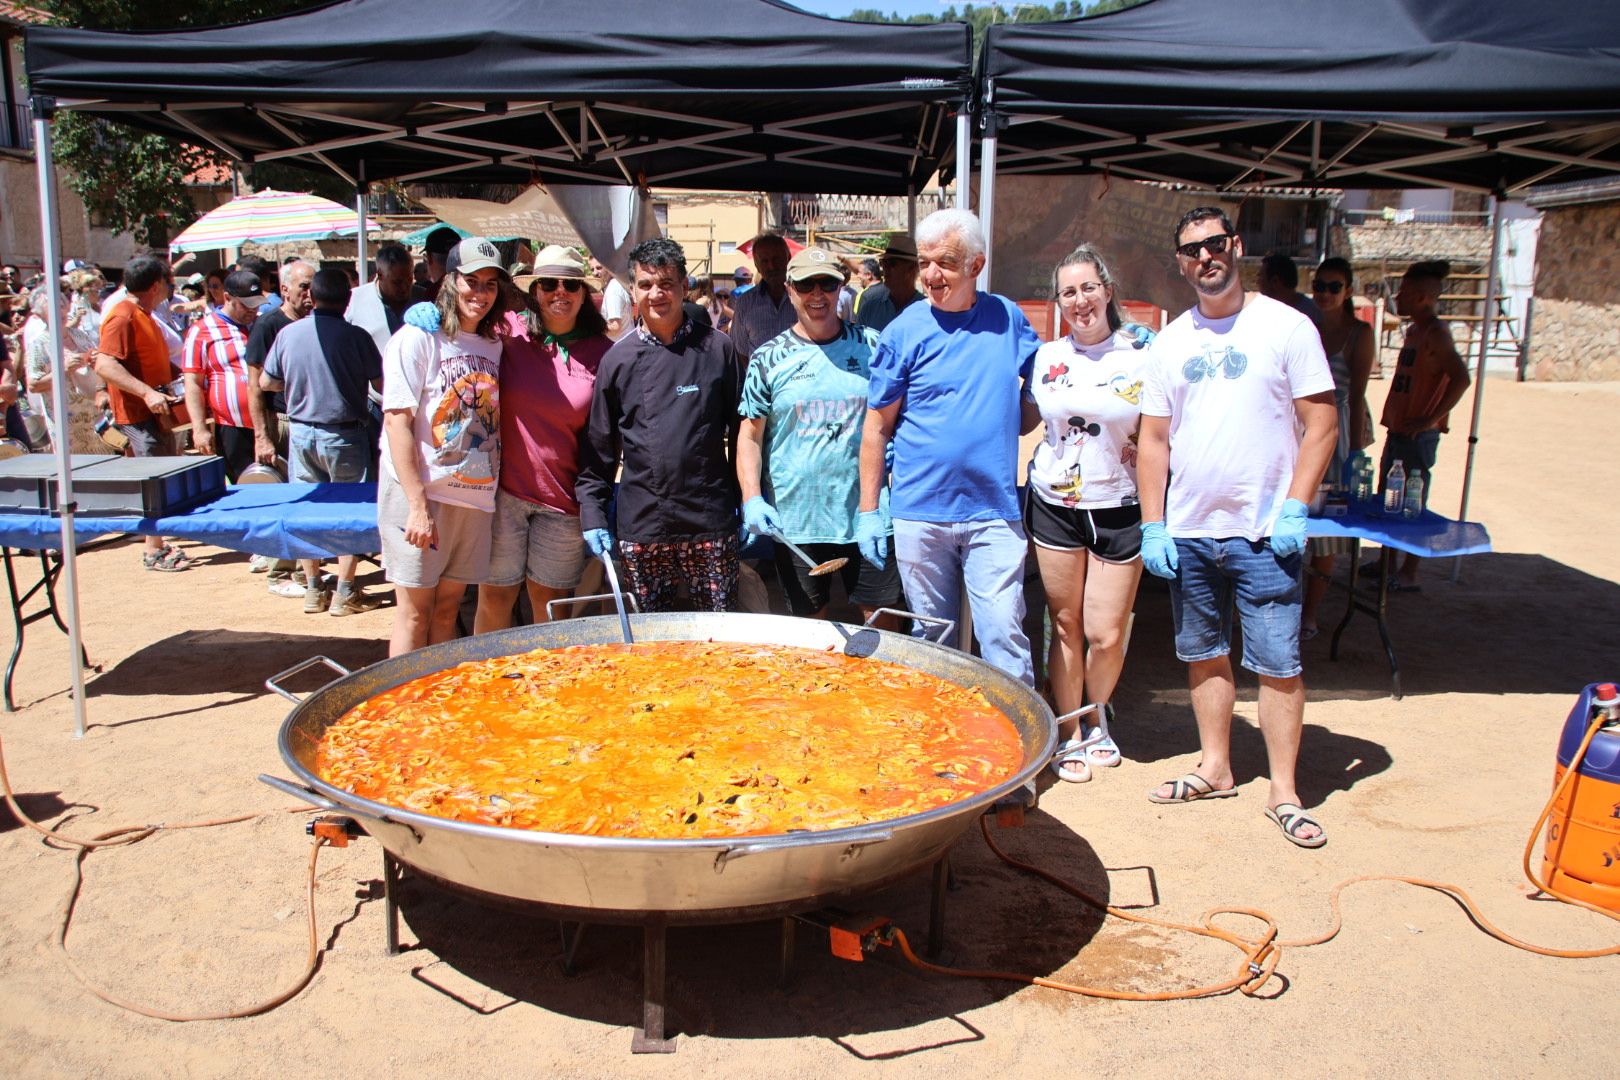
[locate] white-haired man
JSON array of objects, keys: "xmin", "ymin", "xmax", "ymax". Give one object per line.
[{"xmin": 856, "ymin": 209, "xmax": 1041, "ymax": 686}]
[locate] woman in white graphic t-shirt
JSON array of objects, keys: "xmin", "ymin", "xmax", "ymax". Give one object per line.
[
  {"xmin": 1022, "ymin": 245, "xmax": 1153, "ymax": 783},
  {"xmin": 380, "ymin": 238, "xmax": 508, "ymax": 657}
]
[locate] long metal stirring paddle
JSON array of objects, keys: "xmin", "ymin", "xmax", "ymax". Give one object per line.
[
  {"xmin": 774, "ymin": 534, "xmax": 849, "ymax": 578},
  {"xmin": 599, "ymin": 552, "xmax": 635, "ymax": 644}
]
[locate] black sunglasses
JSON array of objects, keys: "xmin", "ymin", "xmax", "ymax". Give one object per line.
[
  {"xmin": 790, "ymin": 278, "xmax": 843, "ymax": 295},
  {"xmin": 536, "ymin": 277, "xmax": 583, "ymax": 293},
  {"xmin": 1175, "ymin": 233, "xmax": 1235, "ymax": 259},
  {"xmin": 1312, "ymin": 279, "xmax": 1346, "ymax": 294}
]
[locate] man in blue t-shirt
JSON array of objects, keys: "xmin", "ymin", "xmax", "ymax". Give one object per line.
[
  {"xmin": 855, "ymin": 209, "xmax": 1041, "ymax": 686},
  {"xmin": 738, "ymin": 247, "xmax": 901, "ymax": 625}
]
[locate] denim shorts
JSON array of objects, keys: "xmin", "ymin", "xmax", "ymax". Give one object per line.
[
  {"xmin": 1168, "ymin": 536, "xmax": 1303, "ymax": 679},
  {"xmin": 289, "ymin": 423, "xmax": 370, "ymax": 484},
  {"xmin": 486, "ymin": 490, "xmax": 587, "ymax": 589}
]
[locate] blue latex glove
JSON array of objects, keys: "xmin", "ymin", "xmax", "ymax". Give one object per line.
[
  {"xmin": 1269, "ymin": 498, "xmax": 1310, "ymax": 558},
  {"xmin": 855, "ymin": 509, "xmax": 889, "ymax": 569},
  {"xmin": 1139, "ymin": 521, "xmax": 1178, "ymax": 580},
  {"xmin": 741, "ymin": 496, "xmax": 783, "ymax": 538},
  {"xmin": 404, "ymin": 301, "xmax": 441, "ymax": 333},
  {"xmin": 583, "ymin": 528, "xmax": 613, "ymax": 557}
]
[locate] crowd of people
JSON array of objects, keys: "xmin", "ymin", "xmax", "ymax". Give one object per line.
[{"xmin": 0, "ymin": 203, "xmax": 1476, "ymax": 850}]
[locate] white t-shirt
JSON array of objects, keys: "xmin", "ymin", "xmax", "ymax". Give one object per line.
[
  {"xmin": 1025, "ymin": 328, "xmax": 1151, "ymax": 509},
  {"xmin": 601, "ymin": 278, "xmax": 634, "ymax": 339},
  {"xmin": 1139, "ymin": 294, "xmax": 1333, "ymax": 541},
  {"xmin": 380, "ymin": 325, "xmax": 502, "ymax": 511}
]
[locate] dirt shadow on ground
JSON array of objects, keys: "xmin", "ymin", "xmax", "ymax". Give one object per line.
[
  {"xmin": 359, "ymin": 812, "xmax": 1124, "ymax": 1053},
  {"xmin": 0, "ymin": 790, "xmax": 74, "ymax": 833},
  {"xmin": 1050, "ymin": 552, "xmax": 1619, "ymax": 704},
  {"xmin": 84, "ymin": 629, "xmax": 388, "ymax": 700}
]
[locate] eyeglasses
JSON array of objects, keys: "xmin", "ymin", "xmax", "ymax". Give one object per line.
[
  {"xmin": 537, "ymin": 277, "xmax": 583, "ymax": 294},
  {"xmin": 790, "ymin": 278, "xmax": 843, "ymax": 295},
  {"xmin": 1311, "ymin": 279, "xmax": 1346, "ymax": 295},
  {"xmin": 1057, "ymin": 282, "xmax": 1107, "ymax": 302},
  {"xmin": 1174, "ymin": 233, "xmax": 1235, "ymax": 260}
]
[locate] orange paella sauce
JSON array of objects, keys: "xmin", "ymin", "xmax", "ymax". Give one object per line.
[{"xmin": 316, "ymin": 641, "xmax": 1025, "ymax": 839}]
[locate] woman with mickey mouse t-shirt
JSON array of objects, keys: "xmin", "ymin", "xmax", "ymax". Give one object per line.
[{"xmin": 1022, "ymin": 244, "xmax": 1154, "ymax": 784}]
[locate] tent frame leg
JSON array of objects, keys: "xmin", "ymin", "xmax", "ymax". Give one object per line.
[
  {"xmin": 31, "ymin": 98, "xmax": 89, "ymax": 739},
  {"xmin": 1450, "ymin": 194, "xmax": 1503, "ymax": 583}
]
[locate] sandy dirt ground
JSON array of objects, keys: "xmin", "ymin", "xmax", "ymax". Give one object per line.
[{"xmin": 2, "ymin": 373, "xmax": 1618, "ymax": 1078}]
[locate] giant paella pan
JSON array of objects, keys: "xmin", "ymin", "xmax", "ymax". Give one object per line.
[{"xmin": 264, "ymin": 612, "xmax": 1057, "ymax": 924}]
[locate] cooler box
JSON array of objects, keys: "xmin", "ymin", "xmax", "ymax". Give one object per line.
[
  {"xmin": 0, "ymin": 454, "xmax": 120, "ymax": 514},
  {"xmin": 70, "ymin": 456, "xmax": 227, "ymax": 517}
]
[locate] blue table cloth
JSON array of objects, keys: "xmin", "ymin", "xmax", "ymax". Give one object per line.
[
  {"xmin": 0, "ymin": 482, "xmax": 380, "ymax": 560},
  {"xmin": 1306, "ymin": 507, "xmax": 1492, "ymax": 559}
]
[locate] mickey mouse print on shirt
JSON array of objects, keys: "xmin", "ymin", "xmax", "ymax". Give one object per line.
[{"xmin": 1025, "ymin": 326, "xmax": 1151, "ymax": 512}]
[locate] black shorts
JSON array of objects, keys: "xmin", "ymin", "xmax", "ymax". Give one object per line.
[
  {"xmin": 1023, "ymin": 493, "xmax": 1143, "ymax": 563},
  {"xmin": 773, "ymin": 540, "xmax": 902, "ymax": 617}
]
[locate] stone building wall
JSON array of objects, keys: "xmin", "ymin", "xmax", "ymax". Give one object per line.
[{"xmin": 1528, "ymin": 200, "xmax": 1620, "ymax": 381}]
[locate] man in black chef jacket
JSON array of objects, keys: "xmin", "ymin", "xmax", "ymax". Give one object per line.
[{"xmin": 577, "ymin": 237, "xmax": 743, "ymax": 612}]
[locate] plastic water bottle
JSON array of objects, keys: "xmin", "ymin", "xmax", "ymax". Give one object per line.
[
  {"xmin": 1382, "ymin": 460, "xmax": 1405, "ymax": 516},
  {"xmin": 1351, "ymin": 453, "xmax": 1374, "ymax": 507},
  {"xmin": 1402, "ymin": 471, "xmax": 1425, "ymax": 520}
]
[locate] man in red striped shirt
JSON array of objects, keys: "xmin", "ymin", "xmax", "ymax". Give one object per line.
[{"xmin": 182, "ymin": 270, "xmax": 267, "ymax": 481}]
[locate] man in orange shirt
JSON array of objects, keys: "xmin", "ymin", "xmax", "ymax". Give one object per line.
[
  {"xmin": 93, "ymin": 254, "xmax": 190, "ymax": 572},
  {"xmin": 1378, "ymin": 259, "xmax": 1472, "ymax": 591}
]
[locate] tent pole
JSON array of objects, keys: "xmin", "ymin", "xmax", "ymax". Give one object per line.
[
  {"xmin": 977, "ymin": 112, "xmax": 997, "ymax": 291},
  {"xmin": 954, "ymin": 112, "xmax": 970, "ymax": 210},
  {"xmin": 1450, "ymin": 193, "xmax": 1503, "ymax": 583},
  {"xmin": 32, "ymin": 98, "xmax": 89, "ymax": 739},
  {"xmin": 355, "ymin": 160, "xmax": 368, "ymax": 286},
  {"xmin": 907, "ymin": 183, "xmax": 916, "ymax": 234}
]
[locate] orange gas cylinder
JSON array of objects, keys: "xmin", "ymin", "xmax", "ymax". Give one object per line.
[{"xmin": 1543, "ymin": 682, "xmax": 1620, "ymax": 913}]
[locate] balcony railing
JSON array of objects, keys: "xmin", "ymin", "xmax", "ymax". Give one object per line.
[{"xmin": 1344, "ymin": 207, "xmax": 1490, "ymax": 225}]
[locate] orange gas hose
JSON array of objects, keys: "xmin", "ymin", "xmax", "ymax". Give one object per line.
[
  {"xmin": 884, "ymin": 713, "xmax": 1620, "ymax": 998},
  {"xmin": 1, "ymin": 730, "xmax": 328, "ymax": 1020}
]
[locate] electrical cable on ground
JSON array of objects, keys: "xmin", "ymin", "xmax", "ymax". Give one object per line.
[
  {"xmin": 880, "ymin": 711, "xmax": 1619, "ymax": 998},
  {"xmin": 1, "ymin": 729, "xmax": 327, "ymax": 1020},
  {"xmin": 4, "ymin": 713, "xmax": 1617, "ymax": 1020}
]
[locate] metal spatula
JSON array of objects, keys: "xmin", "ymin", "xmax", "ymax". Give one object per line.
[{"xmin": 775, "ymin": 535, "xmax": 848, "ymax": 578}]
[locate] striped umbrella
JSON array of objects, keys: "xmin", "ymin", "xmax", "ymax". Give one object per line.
[{"xmin": 169, "ymin": 189, "xmax": 364, "ymax": 254}]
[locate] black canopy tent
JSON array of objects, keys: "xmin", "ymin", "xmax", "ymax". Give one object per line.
[
  {"xmin": 979, "ymin": 0, "xmax": 1620, "ymax": 195},
  {"xmin": 25, "ymin": 0, "xmax": 974, "ymax": 194},
  {"xmin": 22, "ymin": 0, "xmax": 976, "ymax": 736},
  {"xmin": 975, "ymin": 0, "xmax": 1620, "ymax": 548}
]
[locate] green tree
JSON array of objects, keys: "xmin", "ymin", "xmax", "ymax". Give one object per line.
[{"xmin": 38, "ymin": 0, "xmax": 332, "ymax": 246}]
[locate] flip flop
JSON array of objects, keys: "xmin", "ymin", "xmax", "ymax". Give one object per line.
[
  {"xmin": 1264, "ymin": 803, "xmax": 1327, "ymax": 848},
  {"xmin": 1147, "ymin": 773, "xmax": 1237, "ymax": 804},
  {"xmin": 1049, "ymin": 738, "xmax": 1093, "ymax": 783}
]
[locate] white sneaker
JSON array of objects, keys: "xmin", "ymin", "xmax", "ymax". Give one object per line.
[{"xmin": 268, "ymin": 578, "xmax": 305, "ymax": 599}]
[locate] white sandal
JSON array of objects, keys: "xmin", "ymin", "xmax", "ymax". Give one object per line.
[
  {"xmin": 1084, "ymin": 704, "xmax": 1122, "ymax": 768},
  {"xmin": 1049, "ymin": 738, "xmax": 1093, "ymax": 783},
  {"xmin": 1086, "ymin": 731, "xmax": 1122, "ymax": 768}
]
